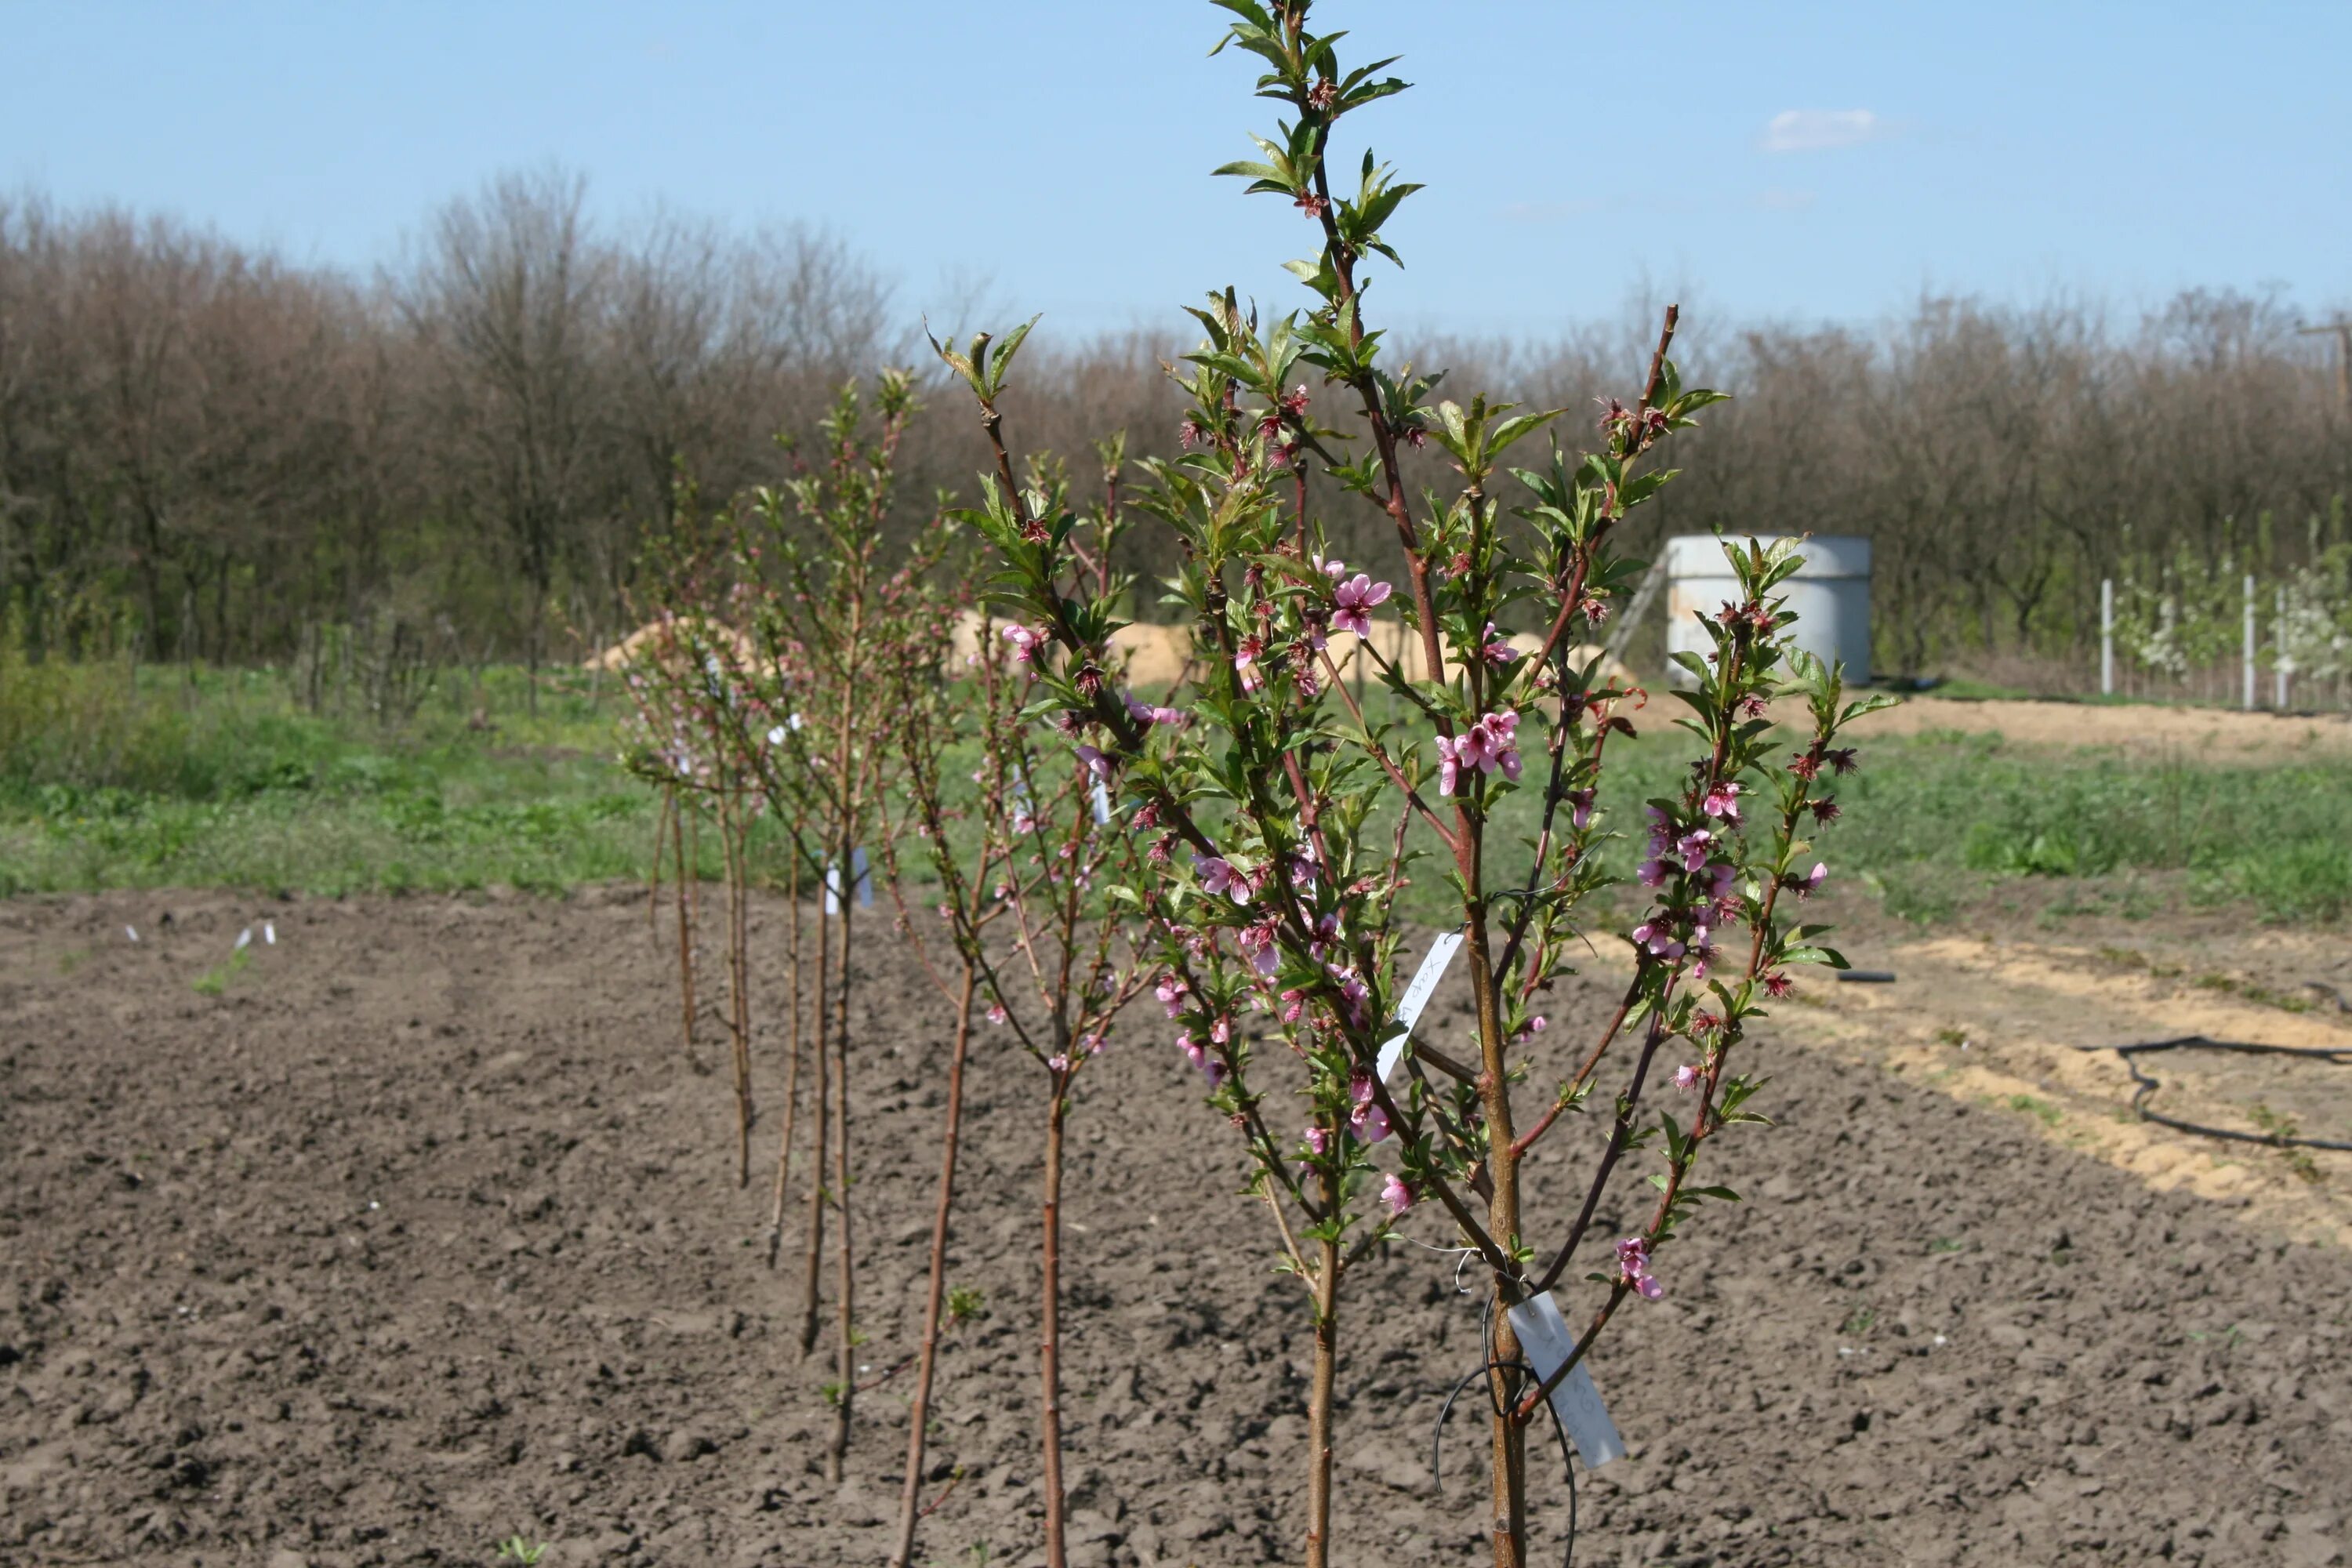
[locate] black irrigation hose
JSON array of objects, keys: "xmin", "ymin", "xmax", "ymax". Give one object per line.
[
  {"xmin": 1432, "ymin": 1298, "xmax": 1581, "ymax": 1568},
  {"xmin": 2075, "ymin": 1033, "xmax": 2352, "ymax": 1152}
]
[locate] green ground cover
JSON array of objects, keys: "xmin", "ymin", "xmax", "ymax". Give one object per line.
[{"xmin": 3, "ymin": 656, "xmax": 2346, "ymax": 925}]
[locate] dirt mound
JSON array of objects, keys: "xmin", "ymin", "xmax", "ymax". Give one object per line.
[
  {"xmin": 1841, "ymin": 693, "xmax": 2352, "ymax": 760},
  {"xmin": 2, "ymin": 891, "xmax": 2347, "ymax": 1566},
  {"xmin": 949, "ymin": 611, "xmax": 1195, "ymax": 689},
  {"xmin": 583, "ymin": 618, "xmax": 759, "ymax": 675}
]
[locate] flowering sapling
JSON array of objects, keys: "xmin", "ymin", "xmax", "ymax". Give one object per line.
[
  {"xmin": 870, "ymin": 586, "xmax": 1022, "ymax": 1568},
  {"xmin": 941, "ymin": 5, "xmax": 1886, "ymax": 1564},
  {"xmin": 615, "ymin": 513, "xmax": 765, "ymax": 1187},
  {"xmin": 913, "ymin": 452, "xmax": 1153, "ymax": 1568},
  {"xmin": 725, "ymin": 373, "xmax": 951, "ymax": 1483}
]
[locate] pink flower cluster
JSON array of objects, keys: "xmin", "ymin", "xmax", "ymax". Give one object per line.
[
  {"xmin": 1434, "ymin": 710, "xmax": 1522, "ymax": 796},
  {"xmin": 1002, "ymin": 624, "xmax": 1046, "ymax": 666},
  {"xmin": 1347, "ymin": 1069, "xmax": 1390, "ymax": 1144},
  {"xmin": 1123, "ymin": 691, "xmax": 1188, "ymax": 729},
  {"xmin": 1192, "ymin": 851, "xmax": 1256, "ymax": 905},
  {"xmin": 1616, "ymin": 1236, "xmax": 1664, "ymax": 1301}
]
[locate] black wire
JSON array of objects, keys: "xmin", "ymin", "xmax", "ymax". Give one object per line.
[
  {"xmin": 1429, "ymin": 1298, "xmax": 1581, "ymax": 1568},
  {"xmin": 2076, "ymin": 1033, "xmax": 2352, "ymax": 1152}
]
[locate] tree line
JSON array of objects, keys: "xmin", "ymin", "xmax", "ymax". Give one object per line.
[{"xmin": 2, "ymin": 170, "xmax": 2344, "ymax": 683}]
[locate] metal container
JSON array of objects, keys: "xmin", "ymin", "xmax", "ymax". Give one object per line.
[{"xmin": 1664, "ymin": 534, "xmax": 1872, "ymax": 686}]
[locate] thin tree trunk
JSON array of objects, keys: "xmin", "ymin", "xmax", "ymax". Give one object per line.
[
  {"xmin": 1304, "ymin": 1205, "xmax": 1340, "ymax": 1568},
  {"xmin": 765, "ymin": 846, "xmax": 805, "ymax": 1268},
  {"xmin": 797, "ymin": 883, "xmax": 833, "ymax": 1359},
  {"xmin": 1468, "ymin": 909, "xmax": 1530, "ymax": 1568},
  {"xmin": 648, "ymin": 786, "xmax": 670, "ymax": 950},
  {"xmin": 889, "ymin": 965, "xmax": 978, "ymax": 1568},
  {"xmin": 723, "ymin": 788, "xmax": 753, "ymax": 1188},
  {"xmin": 826, "ymin": 837, "xmax": 860, "ymax": 1483},
  {"xmin": 671, "ymin": 794, "xmax": 697, "ymax": 1071},
  {"xmin": 1040, "ymin": 1087, "xmax": 1070, "ymax": 1568}
]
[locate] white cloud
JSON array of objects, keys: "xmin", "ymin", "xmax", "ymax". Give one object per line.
[{"xmin": 1760, "ymin": 109, "xmax": 1887, "ymax": 154}]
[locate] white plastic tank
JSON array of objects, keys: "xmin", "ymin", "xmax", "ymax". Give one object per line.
[{"xmin": 1664, "ymin": 535, "xmax": 1871, "ymax": 686}]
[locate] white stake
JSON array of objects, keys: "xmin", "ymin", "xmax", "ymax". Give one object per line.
[
  {"xmin": 2241, "ymin": 575, "xmax": 2256, "ymax": 712},
  {"xmin": 1091, "ymin": 776, "xmax": 1112, "ymax": 826},
  {"xmin": 2274, "ymin": 585, "xmax": 2289, "ymax": 711},
  {"xmin": 824, "ymin": 848, "xmax": 873, "ymax": 914},
  {"xmin": 2099, "ymin": 578, "xmax": 2114, "ymax": 696}
]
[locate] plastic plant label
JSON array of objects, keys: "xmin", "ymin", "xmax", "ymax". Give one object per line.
[
  {"xmin": 824, "ymin": 848, "xmax": 873, "ymax": 914},
  {"xmin": 1374, "ymin": 929, "xmax": 1462, "ymax": 1082},
  {"xmin": 1091, "ymin": 776, "xmax": 1112, "ymax": 826},
  {"xmin": 1505, "ymin": 1290, "xmax": 1626, "ymax": 1468}
]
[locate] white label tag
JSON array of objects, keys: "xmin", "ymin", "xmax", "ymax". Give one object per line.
[
  {"xmin": 1505, "ymin": 1291, "xmax": 1625, "ymax": 1468},
  {"xmin": 1375, "ymin": 929, "xmax": 1462, "ymax": 1082},
  {"xmin": 824, "ymin": 848, "xmax": 873, "ymax": 914},
  {"xmin": 1091, "ymin": 776, "xmax": 1112, "ymax": 826}
]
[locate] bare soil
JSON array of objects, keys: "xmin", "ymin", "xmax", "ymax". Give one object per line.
[
  {"xmin": 1841, "ymin": 695, "xmax": 2352, "ymax": 761},
  {"xmin": 4, "ymin": 887, "xmax": 2350, "ymax": 1568}
]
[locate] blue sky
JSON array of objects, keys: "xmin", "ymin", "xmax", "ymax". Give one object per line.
[{"xmin": 8, "ymin": 2, "xmax": 2348, "ymax": 343}]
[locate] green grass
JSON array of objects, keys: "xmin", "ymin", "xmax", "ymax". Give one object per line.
[
  {"xmin": 0, "ymin": 659, "xmax": 662, "ymax": 897},
  {"xmin": 4, "ymin": 659, "xmax": 2348, "ymax": 926}
]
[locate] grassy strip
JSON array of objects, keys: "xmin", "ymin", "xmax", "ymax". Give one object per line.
[{"xmin": 3, "ymin": 665, "xmax": 2347, "ymax": 924}]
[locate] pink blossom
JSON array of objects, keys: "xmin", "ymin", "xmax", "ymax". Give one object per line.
[
  {"xmin": 1156, "ymin": 975, "xmax": 1189, "ymax": 1018},
  {"xmin": 1178, "ymin": 416, "xmax": 1203, "ymax": 448},
  {"xmin": 1435, "ymin": 710, "xmax": 1524, "ymax": 795},
  {"xmin": 1671, "ymin": 1063, "xmax": 1701, "ymax": 1093},
  {"xmin": 1636, "ymin": 858, "xmax": 1671, "ymax": 890},
  {"xmin": 1480, "ymin": 623, "xmax": 1520, "ymax": 666},
  {"xmin": 1616, "ymin": 1236, "xmax": 1664, "ymax": 1301},
  {"xmin": 1330, "ymin": 573, "xmax": 1393, "ymax": 639},
  {"xmin": 1210, "ymin": 1015, "xmax": 1232, "ymax": 1045},
  {"xmin": 1350, "ymin": 1102, "xmax": 1392, "ymax": 1144},
  {"xmin": 1798, "ymin": 862, "xmax": 1828, "ymax": 898},
  {"xmin": 1235, "ymin": 636, "xmax": 1265, "ymax": 695},
  {"xmin": 1675, "ymin": 829, "xmax": 1715, "ymax": 874},
  {"xmin": 1003, "ymin": 624, "xmax": 1046, "ymax": 665},
  {"xmin": 1701, "ymin": 780, "xmax": 1741, "ymax": 822},
  {"xmin": 1304, "ymin": 1124, "xmax": 1334, "ymax": 1156},
  {"xmin": 1381, "ymin": 1174, "xmax": 1416, "ymax": 1216},
  {"xmin": 1192, "ymin": 852, "xmax": 1252, "ymax": 904},
  {"xmin": 1180, "ymin": 1033, "xmax": 1225, "ymax": 1087},
  {"xmin": 1348, "ymin": 1069, "xmax": 1375, "ymax": 1105},
  {"xmin": 1568, "ymin": 789, "xmax": 1597, "ymax": 830},
  {"xmin": 1630, "ymin": 920, "xmax": 1686, "ymax": 961},
  {"xmin": 1047, "ymin": 1053, "xmax": 1072, "ymax": 1074},
  {"xmin": 1010, "ymin": 808, "xmax": 1037, "ymax": 837},
  {"xmin": 1123, "ymin": 690, "xmax": 1189, "ymax": 728},
  {"xmin": 1434, "ymin": 733, "xmax": 1466, "ymax": 797},
  {"xmin": 987, "ymin": 1003, "xmax": 1007, "ymax": 1025},
  {"xmin": 1335, "ymin": 971, "xmax": 1370, "ymax": 1028},
  {"xmin": 1075, "ymin": 743, "xmax": 1112, "ymax": 782}
]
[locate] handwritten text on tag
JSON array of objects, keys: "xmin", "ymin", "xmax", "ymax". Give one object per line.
[{"xmin": 1374, "ymin": 929, "xmax": 1462, "ymax": 1082}]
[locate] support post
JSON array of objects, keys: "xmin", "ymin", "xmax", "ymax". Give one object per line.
[
  {"xmin": 2241, "ymin": 575, "xmax": 2256, "ymax": 712},
  {"xmin": 2274, "ymin": 585, "xmax": 2289, "ymax": 711},
  {"xmin": 2100, "ymin": 578, "xmax": 2114, "ymax": 697}
]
